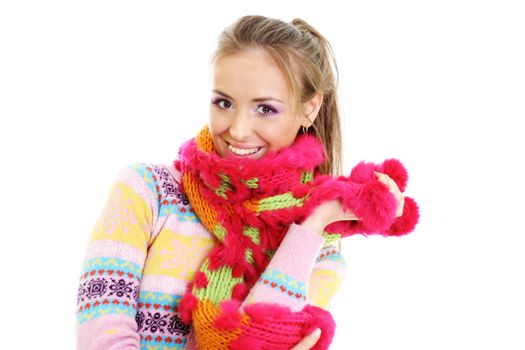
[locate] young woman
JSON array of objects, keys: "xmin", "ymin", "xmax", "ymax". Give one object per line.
[{"xmin": 76, "ymin": 15, "xmax": 407, "ymax": 350}]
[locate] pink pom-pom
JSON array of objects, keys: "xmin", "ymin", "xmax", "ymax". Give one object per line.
[
  {"xmin": 213, "ymin": 300, "xmax": 242, "ymax": 330},
  {"xmin": 194, "ymin": 271, "xmax": 208, "ymax": 288},
  {"xmin": 232, "ymin": 263, "xmax": 244, "ymax": 278},
  {"xmin": 208, "ymin": 246, "xmax": 225, "ymax": 270},
  {"xmin": 178, "ymin": 292, "xmax": 198, "ymax": 324},
  {"xmin": 232, "ymin": 282, "xmax": 249, "ymax": 300},
  {"xmin": 384, "ymin": 196, "xmax": 420, "ymax": 236},
  {"xmin": 380, "ymin": 158, "xmax": 408, "ymax": 192},
  {"xmin": 292, "ymin": 185, "xmax": 309, "ymax": 198},
  {"xmin": 349, "ymin": 161, "xmax": 375, "ymax": 183},
  {"xmin": 302, "ymin": 304, "xmax": 336, "ymax": 350},
  {"xmin": 354, "ymin": 181, "xmax": 397, "ymax": 231}
]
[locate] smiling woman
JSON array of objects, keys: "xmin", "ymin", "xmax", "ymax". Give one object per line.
[
  {"xmin": 208, "ymin": 16, "xmax": 342, "ymax": 175},
  {"xmin": 76, "ymin": 14, "xmax": 416, "ymax": 350},
  {"xmin": 209, "ymin": 48, "xmax": 323, "ymax": 161}
]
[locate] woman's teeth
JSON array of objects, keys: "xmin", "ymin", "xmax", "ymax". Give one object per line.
[{"xmin": 227, "ymin": 144, "xmax": 261, "ymax": 156}]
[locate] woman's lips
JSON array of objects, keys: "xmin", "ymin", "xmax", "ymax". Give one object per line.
[{"xmin": 225, "ymin": 141, "xmax": 264, "ymax": 158}]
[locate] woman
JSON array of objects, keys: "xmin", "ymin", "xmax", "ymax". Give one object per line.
[{"xmin": 76, "ymin": 15, "xmax": 407, "ymax": 350}]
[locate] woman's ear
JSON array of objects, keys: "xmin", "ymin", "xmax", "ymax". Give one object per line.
[{"xmin": 303, "ymin": 91, "xmax": 324, "ymax": 126}]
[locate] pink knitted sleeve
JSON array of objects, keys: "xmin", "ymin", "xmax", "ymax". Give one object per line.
[
  {"xmin": 307, "ymin": 243, "xmax": 346, "ymax": 310},
  {"xmin": 241, "ymin": 223, "xmax": 345, "ymax": 311},
  {"xmin": 76, "ymin": 165, "xmax": 155, "ymax": 350},
  {"xmin": 222, "ymin": 223, "xmax": 346, "ymax": 349}
]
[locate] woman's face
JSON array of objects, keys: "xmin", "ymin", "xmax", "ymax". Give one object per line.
[{"xmin": 209, "ymin": 48, "xmax": 319, "ymax": 159}]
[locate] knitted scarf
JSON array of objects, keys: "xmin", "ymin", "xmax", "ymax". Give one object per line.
[{"xmin": 174, "ymin": 125, "xmax": 419, "ymax": 349}]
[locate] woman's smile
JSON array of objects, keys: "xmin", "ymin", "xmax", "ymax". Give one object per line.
[{"xmin": 225, "ymin": 141, "xmax": 265, "ymax": 158}]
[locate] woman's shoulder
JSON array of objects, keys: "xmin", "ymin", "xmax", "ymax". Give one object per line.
[
  {"xmin": 119, "ymin": 161, "xmax": 182, "ymax": 189},
  {"xmin": 117, "ymin": 161, "xmax": 195, "ymax": 219}
]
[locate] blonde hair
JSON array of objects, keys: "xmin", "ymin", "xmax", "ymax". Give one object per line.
[{"xmin": 211, "ymin": 15, "xmax": 343, "ymax": 176}]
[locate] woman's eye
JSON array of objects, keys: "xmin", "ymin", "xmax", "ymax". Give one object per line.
[
  {"xmin": 212, "ymin": 98, "xmax": 232, "ymax": 110},
  {"xmin": 212, "ymin": 98, "xmax": 277, "ymax": 117},
  {"xmin": 256, "ymin": 104, "xmax": 277, "ymax": 116}
]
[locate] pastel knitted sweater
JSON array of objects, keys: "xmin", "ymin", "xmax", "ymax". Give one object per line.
[{"xmin": 76, "ymin": 162, "xmax": 346, "ymax": 349}]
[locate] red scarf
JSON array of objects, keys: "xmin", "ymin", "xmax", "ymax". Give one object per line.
[{"xmin": 175, "ymin": 125, "xmax": 419, "ymax": 322}]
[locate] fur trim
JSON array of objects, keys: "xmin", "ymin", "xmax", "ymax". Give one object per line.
[
  {"xmin": 232, "ymin": 283, "xmax": 249, "ymax": 300},
  {"xmin": 179, "ymin": 290, "xmax": 198, "ymax": 324},
  {"xmin": 213, "ymin": 300, "xmax": 242, "ymax": 330},
  {"xmin": 302, "ymin": 304, "xmax": 336, "ymax": 350},
  {"xmin": 385, "ymin": 196, "xmax": 420, "ymax": 236},
  {"xmin": 380, "ymin": 158, "xmax": 409, "ymax": 192},
  {"xmin": 244, "ymin": 302, "xmax": 293, "ymax": 323},
  {"xmin": 194, "ymin": 271, "xmax": 208, "ymax": 288}
]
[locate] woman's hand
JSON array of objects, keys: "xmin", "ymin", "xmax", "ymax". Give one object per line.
[
  {"xmin": 291, "ymin": 328, "xmax": 321, "ymax": 350},
  {"xmin": 374, "ymin": 171, "xmax": 405, "ymax": 217},
  {"xmin": 300, "ymin": 172, "xmax": 405, "ymax": 235}
]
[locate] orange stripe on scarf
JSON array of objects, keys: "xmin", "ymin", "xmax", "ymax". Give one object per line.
[{"xmin": 192, "ymin": 300, "xmax": 249, "ymax": 349}]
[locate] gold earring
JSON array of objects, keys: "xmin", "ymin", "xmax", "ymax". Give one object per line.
[{"xmin": 302, "ymin": 125, "xmax": 308, "ymax": 134}]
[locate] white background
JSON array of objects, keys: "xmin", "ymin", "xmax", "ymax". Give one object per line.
[{"xmin": 1, "ymin": 1, "xmax": 524, "ymax": 349}]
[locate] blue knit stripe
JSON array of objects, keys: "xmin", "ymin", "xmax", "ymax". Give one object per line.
[
  {"xmin": 77, "ymin": 298, "xmax": 136, "ymax": 325},
  {"xmin": 258, "ymin": 268, "xmax": 307, "ymax": 300},
  {"xmin": 137, "ymin": 291, "xmax": 182, "ymax": 305},
  {"xmin": 130, "ymin": 163, "xmax": 199, "ymax": 222},
  {"xmin": 82, "ymin": 257, "xmax": 143, "ymax": 276},
  {"xmin": 140, "ymin": 336, "xmax": 187, "ymax": 350},
  {"xmin": 317, "ymin": 253, "xmax": 345, "ymax": 265},
  {"xmin": 129, "ymin": 163, "xmax": 158, "ymax": 198},
  {"xmin": 315, "ymin": 247, "xmax": 345, "ymax": 265}
]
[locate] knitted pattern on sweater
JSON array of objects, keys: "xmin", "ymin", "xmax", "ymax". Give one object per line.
[{"xmin": 76, "ymin": 162, "xmax": 347, "ymax": 350}]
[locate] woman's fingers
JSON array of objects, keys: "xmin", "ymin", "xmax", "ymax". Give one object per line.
[
  {"xmin": 374, "ymin": 171, "xmax": 405, "ymax": 217},
  {"xmin": 291, "ymin": 328, "xmax": 321, "ymax": 350},
  {"xmin": 396, "ymin": 194, "xmax": 405, "ymax": 217}
]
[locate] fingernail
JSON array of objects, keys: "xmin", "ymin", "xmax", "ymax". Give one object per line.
[{"xmin": 311, "ymin": 328, "xmax": 321, "ymax": 338}]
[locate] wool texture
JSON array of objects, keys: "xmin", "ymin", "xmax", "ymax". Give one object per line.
[{"xmin": 174, "ymin": 124, "xmax": 419, "ymax": 349}]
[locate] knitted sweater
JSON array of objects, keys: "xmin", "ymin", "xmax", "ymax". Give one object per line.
[{"xmin": 76, "ymin": 162, "xmax": 346, "ymax": 350}]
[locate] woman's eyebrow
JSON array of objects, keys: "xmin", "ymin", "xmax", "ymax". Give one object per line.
[{"xmin": 213, "ymin": 89, "xmax": 284, "ymax": 103}]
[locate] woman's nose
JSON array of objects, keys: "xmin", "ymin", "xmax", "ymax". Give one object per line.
[{"xmin": 229, "ymin": 112, "xmax": 253, "ymax": 140}]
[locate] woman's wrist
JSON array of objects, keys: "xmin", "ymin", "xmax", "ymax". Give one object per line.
[
  {"xmin": 299, "ymin": 221, "xmax": 325, "ymax": 236},
  {"xmin": 299, "ymin": 211, "xmax": 328, "ymax": 236},
  {"xmin": 299, "ymin": 200, "xmax": 359, "ymax": 236}
]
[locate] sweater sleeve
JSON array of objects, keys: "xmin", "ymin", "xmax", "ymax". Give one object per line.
[
  {"xmin": 76, "ymin": 164, "xmax": 156, "ymax": 350},
  {"xmin": 229, "ymin": 224, "xmax": 344, "ymax": 349},
  {"xmin": 241, "ymin": 223, "xmax": 346, "ymax": 312},
  {"xmin": 307, "ymin": 243, "xmax": 346, "ymax": 310}
]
